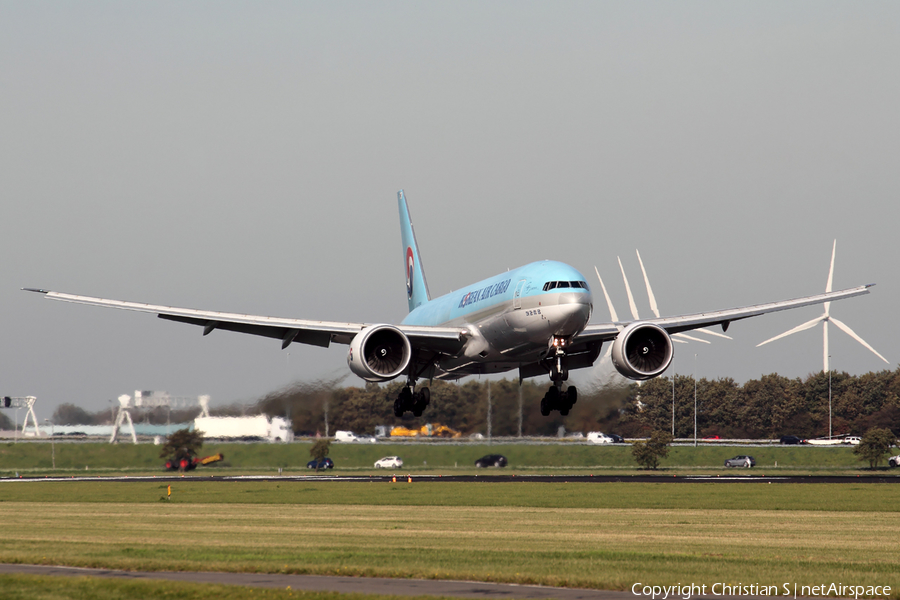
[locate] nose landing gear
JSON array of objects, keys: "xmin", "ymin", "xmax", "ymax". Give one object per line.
[{"xmin": 540, "ymin": 336, "xmax": 577, "ymax": 416}]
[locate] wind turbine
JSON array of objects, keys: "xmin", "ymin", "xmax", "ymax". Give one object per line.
[
  {"xmin": 633, "ymin": 250, "xmax": 732, "ymax": 343},
  {"xmin": 756, "ymin": 240, "xmax": 888, "ymax": 372},
  {"xmin": 593, "ymin": 250, "xmax": 732, "ymax": 350}
]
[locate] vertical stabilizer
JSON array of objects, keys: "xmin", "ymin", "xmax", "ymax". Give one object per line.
[{"xmin": 398, "ymin": 190, "xmax": 431, "ymax": 312}]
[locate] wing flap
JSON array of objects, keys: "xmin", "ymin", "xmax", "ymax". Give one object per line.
[{"xmin": 26, "ymin": 289, "xmax": 466, "ymax": 354}]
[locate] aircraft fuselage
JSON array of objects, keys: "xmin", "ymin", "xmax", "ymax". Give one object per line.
[{"xmin": 401, "ymin": 260, "xmax": 593, "ymax": 377}]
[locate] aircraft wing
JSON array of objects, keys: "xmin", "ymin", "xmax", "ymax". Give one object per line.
[
  {"xmin": 575, "ymin": 284, "xmax": 874, "ymax": 344},
  {"xmin": 23, "ymin": 289, "xmax": 467, "ymax": 355}
]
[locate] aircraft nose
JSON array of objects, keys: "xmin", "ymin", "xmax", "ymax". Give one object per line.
[{"xmin": 553, "ymin": 292, "xmax": 593, "ymax": 334}]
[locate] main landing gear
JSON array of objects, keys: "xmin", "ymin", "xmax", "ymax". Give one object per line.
[
  {"xmin": 394, "ymin": 384, "xmax": 430, "ymax": 417},
  {"xmin": 541, "ymin": 383, "xmax": 577, "ymax": 416},
  {"xmin": 540, "ymin": 336, "xmax": 577, "ymax": 416}
]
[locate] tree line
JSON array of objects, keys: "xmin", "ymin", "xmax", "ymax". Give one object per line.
[
  {"xmin": 256, "ymin": 367, "xmax": 900, "ymax": 439},
  {"xmin": 48, "ymin": 367, "xmax": 900, "ymax": 440}
]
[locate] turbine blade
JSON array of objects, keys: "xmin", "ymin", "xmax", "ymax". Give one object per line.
[
  {"xmin": 636, "ymin": 249, "xmax": 660, "ymax": 318},
  {"xmin": 594, "ymin": 266, "xmax": 619, "ymax": 323},
  {"xmin": 825, "ymin": 239, "xmax": 836, "ymax": 315},
  {"xmin": 696, "ymin": 327, "xmax": 733, "ymax": 340},
  {"xmin": 756, "ymin": 316, "xmax": 825, "ymax": 347},
  {"xmin": 618, "ymin": 256, "xmax": 640, "ymax": 320},
  {"xmin": 829, "ymin": 317, "xmax": 890, "ymax": 364},
  {"xmin": 674, "ymin": 333, "xmax": 712, "ymax": 344}
]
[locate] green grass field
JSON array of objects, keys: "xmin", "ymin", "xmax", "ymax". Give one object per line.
[
  {"xmin": 0, "ymin": 441, "xmax": 885, "ymax": 476},
  {"xmin": 0, "ymin": 481, "xmax": 897, "ymax": 597}
]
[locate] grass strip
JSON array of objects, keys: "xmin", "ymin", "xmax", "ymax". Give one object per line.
[
  {"xmin": 0, "ymin": 482, "xmax": 897, "ymax": 596},
  {"xmin": 0, "ymin": 481, "xmax": 897, "ymax": 512}
]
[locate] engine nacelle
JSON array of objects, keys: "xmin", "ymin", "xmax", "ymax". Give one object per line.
[
  {"xmin": 610, "ymin": 322, "xmax": 674, "ymax": 380},
  {"xmin": 347, "ymin": 325, "xmax": 412, "ymax": 382}
]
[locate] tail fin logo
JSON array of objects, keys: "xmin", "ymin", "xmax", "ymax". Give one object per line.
[{"xmin": 406, "ymin": 246, "xmax": 415, "ymax": 299}]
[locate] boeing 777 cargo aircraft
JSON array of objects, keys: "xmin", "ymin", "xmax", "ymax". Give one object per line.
[{"xmin": 26, "ymin": 191, "xmax": 874, "ymax": 418}]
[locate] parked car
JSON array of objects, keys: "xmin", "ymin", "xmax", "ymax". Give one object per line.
[
  {"xmin": 307, "ymin": 458, "xmax": 334, "ymax": 469},
  {"xmin": 780, "ymin": 435, "xmax": 803, "ymax": 445},
  {"xmin": 607, "ymin": 434, "xmax": 625, "ymax": 443},
  {"xmin": 889, "ymin": 455, "xmax": 900, "ymax": 468},
  {"xmin": 587, "ymin": 432, "xmax": 613, "ymax": 445},
  {"xmin": 475, "ymin": 454, "xmax": 507, "ymax": 468},
  {"xmin": 843, "ymin": 436, "xmax": 861, "ymax": 445},
  {"xmin": 724, "ymin": 455, "xmax": 755, "ymax": 468},
  {"xmin": 374, "ymin": 456, "xmax": 403, "ymax": 468}
]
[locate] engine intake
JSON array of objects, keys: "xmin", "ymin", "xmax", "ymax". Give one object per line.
[
  {"xmin": 347, "ymin": 325, "xmax": 412, "ymax": 382},
  {"xmin": 610, "ymin": 322, "xmax": 673, "ymax": 380}
]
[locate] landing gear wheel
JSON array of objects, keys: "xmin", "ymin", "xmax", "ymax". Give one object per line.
[
  {"xmin": 396, "ymin": 385, "xmax": 431, "ymax": 417},
  {"xmin": 540, "ymin": 397, "xmax": 550, "ymax": 416}
]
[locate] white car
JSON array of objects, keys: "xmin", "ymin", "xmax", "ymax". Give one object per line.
[
  {"xmin": 374, "ymin": 456, "xmax": 403, "ymax": 468},
  {"xmin": 587, "ymin": 432, "xmax": 613, "ymax": 445},
  {"xmin": 333, "ymin": 430, "xmax": 358, "ymax": 442},
  {"xmin": 843, "ymin": 436, "xmax": 861, "ymax": 445},
  {"xmin": 888, "ymin": 455, "xmax": 900, "ymax": 468}
]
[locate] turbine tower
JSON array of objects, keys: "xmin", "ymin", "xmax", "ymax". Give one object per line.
[{"xmin": 756, "ymin": 240, "xmax": 888, "ymax": 372}]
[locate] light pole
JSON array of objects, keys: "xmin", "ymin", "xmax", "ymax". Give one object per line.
[
  {"xmin": 693, "ymin": 354, "xmax": 698, "ymax": 447},
  {"xmin": 44, "ymin": 419, "xmax": 55, "ymax": 470},
  {"xmin": 517, "ymin": 380, "xmax": 523, "ymax": 438},
  {"xmin": 486, "ymin": 379, "xmax": 492, "ymax": 444},
  {"xmin": 828, "ymin": 356, "xmax": 832, "ymax": 439}
]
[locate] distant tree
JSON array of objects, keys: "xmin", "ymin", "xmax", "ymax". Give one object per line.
[
  {"xmin": 159, "ymin": 428, "xmax": 205, "ymax": 467},
  {"xmin": 853, "ymin": 427, "xmax": 897, "ymax": 469},
  {"xmin": 0, "ymin": 411, "xmax": 13, "ymax": 431},
  {"xmin": 52, "ymin": 403, "xmax": 95, "ymax": 426},
  {"xmin": 309, "ymin": 439, "xmax": 331, "ymax": 472},
  {"xmin": 631, "ymin": 430, "xmax": 673, "ymax": 470}
]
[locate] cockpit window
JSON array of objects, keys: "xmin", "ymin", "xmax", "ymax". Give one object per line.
[{"xmin": 542, "ymin": 280, "xmax": 588, "ymax": 291}]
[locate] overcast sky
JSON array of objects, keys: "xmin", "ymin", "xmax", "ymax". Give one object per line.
[{"xmin": 2, "ymin": 2, "xmax": 898, "ymax": 418}]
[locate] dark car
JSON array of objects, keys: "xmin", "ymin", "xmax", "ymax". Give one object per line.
[
  {"xmin": 780, "ymin": 435, "xmax": 803, "ymax": 445},
  {"xmin": 724, "ymin": 455, "xmax": 755, "ymax": 468},
  {"xmin": 475, "ymin": 454, "xmax": 507, "ymax": 468},
  {"xmin": 608, "ymin": 434, "xmax": 625, "ymax": 444},
  {"xmin": 307, "ymin": 458, "xmax": 334, "ymax": 469}
]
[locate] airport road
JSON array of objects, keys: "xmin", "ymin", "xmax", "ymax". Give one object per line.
[{"xmin": 1, "ymin": 474, "xmax": 898, "ymax": 484}]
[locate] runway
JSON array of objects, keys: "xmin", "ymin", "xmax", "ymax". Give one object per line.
[
  {"xmin": 0, "ymin": 563, "xmax": 628, "ymax": 599},
  {"xmin": 0, "ymin": 564, "xmax": 838, "ymax": 600}
]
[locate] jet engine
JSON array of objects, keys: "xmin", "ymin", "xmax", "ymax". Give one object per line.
[
  {"xmin": 610, "ymin": 322, "xmax": 674, "ymax": 380},
  {"xmin": 347, "ymin": 325, "xmax": 412, "ymax": 382}
]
